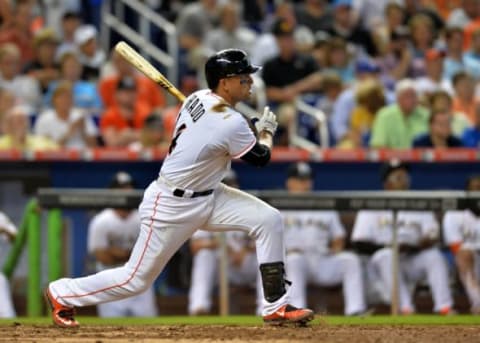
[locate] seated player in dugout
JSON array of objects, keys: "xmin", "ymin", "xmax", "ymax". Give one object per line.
[
  {"xmin": 0, "ymin": 211, "xmax": 18, "ymax": 318},
  {"xmin": 87, "ymin": 171, "xmax": 158, "ymax": 317},
  {"xmin": 283, "ymin": 162, "xmax": 368, "ymax": 316},
  {"xmin": 443, "ymin": 175, "xmax": 480, "ymax": 314},
  {"xmin": 351, "ymin": 160, "xmax": 455, "ymax": 315},
  {"xmin": 45, "ymin": 48, "xmax": 314, "ymax": 328},
  {"xmin": 188, "ymin": 170, "xmax": 262, "ymax": 316}
]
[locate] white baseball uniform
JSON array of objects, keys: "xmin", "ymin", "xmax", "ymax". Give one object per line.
[
  {"xmin": 352, "ymin": 210, "xmax": 453, "ymax": 313},
  {"xmin": 87, "ymin": 208, "xmax": 158, "ymax": 317},
  {"xmin": 188, "ymin": 229, "xmax": 260, "ymax": 315},
  {"xmin": 0, "ymin": 211, "xmax": 17, "ymax": 318},
  {"xmin": 49, "ymin": 89, "xmax": 289, "ymax": 316},
  {"xmin": 283, "ymin": 210, "xmax": 366, "ymax": 315},
  {"xmin": 443, "ymin": 210, "xmax": 480, "ymax": 309}
]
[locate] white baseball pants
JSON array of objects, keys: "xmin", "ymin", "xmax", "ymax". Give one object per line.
[
  {"xmin": 0, "ymin": 273, "xmax": 15, "ymax": 318},
  {"xmin": 371, "ymin": 247, "xmax": 453, "ymax": 312},
  {"xmin": 49, "ymin": 181, "xmax": 289, "ymax": 316},
  {"xmin": 286, "ymin": 252, "xmax": 366, "ymax": 315}
]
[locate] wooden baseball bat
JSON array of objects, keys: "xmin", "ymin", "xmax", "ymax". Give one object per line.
[{"xmin": 114, "ymin": 41, "xmax": 186, "ymax": 103}]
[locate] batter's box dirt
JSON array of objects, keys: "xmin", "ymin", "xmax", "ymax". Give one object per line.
[{"xmin": 0, "ymin": 324, "xmax": 478, "ymax": 343}]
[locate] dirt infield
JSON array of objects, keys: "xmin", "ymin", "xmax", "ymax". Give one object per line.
[{"xmin": 0, "ymin": 324, "xmax": 478, "ymax": 343}]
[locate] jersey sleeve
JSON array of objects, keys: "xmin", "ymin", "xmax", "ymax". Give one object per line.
[
  {"xmin": 330, "ymin": 212, "xmax": 346, "ymax": 240},
  {"xmin": 421, "ymin": 212, "xmax": 440, "ymax": 241},
  {"xmin": 87, "ymin": 214, "xmax": 110, "ymax": 253},
  {"xmin": 442, "ymin": 210, "xmax": 464, "ymax": 245},
  {"xmin": 224, "ymin": 114, "xmax": 256, "ymax": 159},
  {"xmin": 351, "ymin": 211, "xmax": 373, "ymax": 242}
]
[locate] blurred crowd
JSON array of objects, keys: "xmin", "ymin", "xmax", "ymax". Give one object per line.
[{"xmin": 1, "ymin": 1, "xmax": 480, "ymax": 151}]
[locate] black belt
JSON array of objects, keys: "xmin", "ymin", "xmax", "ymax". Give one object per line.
[{"xmin": 172, "ymin": 188, "xmax": 214, "ymax": 198}]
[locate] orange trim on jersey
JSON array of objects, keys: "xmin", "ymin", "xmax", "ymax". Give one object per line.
[
  {"xmin": 232, "ymin": 138, "xmax": 257, "ymax": 159},
  {"xmin": 449, "ymin": 242, "xmax": 462, "ymax": 255},
  {"xmin": 56, "ymin": 192, "xmax": 162, "ymax": 303}
]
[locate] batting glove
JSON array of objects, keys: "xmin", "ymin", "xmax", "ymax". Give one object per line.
[{"xmin": 255, "ymin": 106, "xmax": 278, "ymax": 135}]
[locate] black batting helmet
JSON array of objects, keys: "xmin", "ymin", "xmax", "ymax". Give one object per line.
[{"xmin": 205, "ymin": 49, "xmax": 260, "ymax": 90}]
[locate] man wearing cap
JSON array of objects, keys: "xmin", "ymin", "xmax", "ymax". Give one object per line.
[
  {"xmin": 351, "ymin": 160, "xmax": 454, "ymax": 315},
  {"xmin": 128, "ymin": 113, "xmax": 169, "ymax": 152},
  {"xmin": 188, "ymin": 171, "xmax": 262, "ymax": 316},
  {"xmin": 415, "ymin": 48, "xmax": 454, "ymax": 100},
  {"xmin": 100, "ymin": 77, "xmax": 151, "ymax": 147},
  {"xmin": 46, "ymin": 48, "xmax": 314, "ymax": 328},
  {"xmin": 73, "ymin": 24, "xmax": 106, "ymax": 81},
  {"xmin": 370, "ymin": 79, "xmax": 430, "ymax": 148},
  {"xmin": 87, "ymin": 171, "xmax": 158, "ymax": 318},
  {"xmin": 283, "ymin": 162, "xmax": 368, "ymax": 315}
]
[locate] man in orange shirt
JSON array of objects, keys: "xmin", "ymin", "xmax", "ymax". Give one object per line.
[
  {"xmin": 99, "ymin": 51, "xmax": 166, "ymax": 112},
  {"xmin": 100, "ymin": 77, "xmax": 151, "ymax": 147}
]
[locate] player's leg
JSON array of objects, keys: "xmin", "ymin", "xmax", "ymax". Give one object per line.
[
  {"xmin": 410, "ymin": 248, "xmax": 453, "ymax": 313},
  {"xmin": 47, "ymin": 181, "xmax": 214, "ymax": 326},
  {"xmin": 284, "ymin": 253, "xmax": 309, "ymax": 308},
  {"xmin": 371, "ymin": 248, "xmax": 414, "ymax": 313},
  {"xmin": 188, "ymin": 248, "xmax": 218, "ymax": 314},
  {"xmin": 312, "ymin": 252, "xmax": 366, "ymax": 315},
  {"xmin": 204, "ymin": 184, "xmax": 314, "ymax": 324},
  {"xmin": 454, "ymin": 249, "xmax": 480, "ymax": 312},
  {"xmin": 0, "ymin": 273, "xmax": 16, "ymax": 318}
]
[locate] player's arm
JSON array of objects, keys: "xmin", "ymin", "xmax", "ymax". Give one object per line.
[
  {"xmin": 94, "ymin": 247, "xmax": 131, "ymax": 265},
  {"xmin": 240, "ymin": 108, "xmax": 277, "ymax": 167},
  {"xmin": 330, "ymin": 237, "xmax": 345, "ymax": 254}
]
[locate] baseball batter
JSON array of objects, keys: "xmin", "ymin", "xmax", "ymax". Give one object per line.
[
  {"xmin": 282, "ymin": 163, "xmax": 367, "ymax": 315},
  {"xmin": 0, "ymin": 211, "xmax": 17, "ymax": 318},
  {"xmin": 45, "ymin": 49, "xmax": 314, "ymax": 327},
  {"xmin": 351, "ymin": 160, "xmax": 453, "ymax": 314},
  {"xmin": 87, "ymin": 172, "xmax": 158, "ymax": 317}
]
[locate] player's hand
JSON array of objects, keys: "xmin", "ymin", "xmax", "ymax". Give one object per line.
[{"xmin": 255, "ymin": 106, "xmax": 278, "ymax": 135}]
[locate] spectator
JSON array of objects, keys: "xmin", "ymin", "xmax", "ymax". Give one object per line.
[
  {"xmin": 447, "ymin": 0, "xmax": 479, "ymax": 29},
  {"xmin": 330, "ymin": 59, "xmax": 387, "ymax": 143},
  {"xmin": 34, "ymin": 81, "xmax": 97, "ymax": 149},
  {"xmin": 370, "ymin": 79, "xmax": 429, "ymax": 148},
  {"xmin": 413, "ymin": 110, "xmax": 463, "ymax": 147},
  {"xmin": 0, "ymin": 0, "xmax": 37, "ymax": 65},
  {"xmin": 338, "ymin": 78, "xmax": 385, "ymax": 148},
  {"xmin": 0, "ymin": 88, "xmax": 14, "ymax": 134},
  {"xmin": 56, "ymin": 11, "xmax": 82, "ymax": 59},
  {"xmin": 262, "ymin": 18, "xmax": 321, "ymax": 106},
  {"xmin": 44, "ymin": 52, "xmax": 102, "ymax": 113},
  {"xmin": 311, "ymin": 31, "xmax": 330, "ymax": 69},
  {"xmin": 408, "ymin": 13, "xmax": 437, "ymax": 78},
  {"xmin": 443, "ymin": 175, "xmax": 480, "ymax": 314},
  {"xmin": 369, "ymin": 1, "xmax": 406, "ymax": 52},
  {"xmin": 23, "ymin": 28, "xmax": 60, "ymax": 94},
  {"xmin": 128, "ymin": 113, "xmax": 169, "ymax": 152},
  {"xmin": 0, "ymin": 210, "xmax": 17, "ymax": 318},
  {"xmin": 428, "ymin": 89, "xmax": 471, "ymax": 137},
  {"xmin": 283, "ymin": 162, "xmax": 367, "ymax": 316},
  {"xmin": 0, "ymin": 105, "xmax": 57, "ymax": 150},
  {"xmin": 294, "ymin": 0, "xmax": 332, "ymax": 34},
  {"xmin": 315, "ymin": 72, "xmax": 343, "ymax": 122},
  {"xmin": 463, "ymin": 28, "xmax": 480, "ymax": 79},
  {"xmin": 415, "ymin": 48, "xmax": 453, "ymax": 101},
  {"xmin": 73, "ymin": 24, "xmax": 106, "ymax": 81},
  {"xmin": 324, "ymin": 37, "xmax": 355, "ymax": 85},
  {"xmin": 99, "ymin": 50, "xmax": 166, "ymax": 112},
  {"xmin": 87, "ymin": 171, "xmax": 158, "ymax": 317},
  {"xmin": 100, "ymin": 77, "xmax": 151, "ymax": 147},
  {"xmin": 452, "ymin": 71, "xmax": 477, "ymax": 125},
  {"xmin": 443, "ymin": 26, "xmax": 465, "ymax": 81},
  {"xmin": 203, "ymin": 2, "xmax": 256, "ymax": 56},
  {"xmin": 0, "ymin": 43, "xmax": 41, "ymax": 113},
  {"xmin": 352, "ymin": 160, "xmax": 454, "ymax": 315},
  {"xmin": 462, "ymin": 104, "xmax": 480, "ymax": 147},
  {"xmin": 176, "ymin": 0, "xmax": 219, "ymax": 51}
]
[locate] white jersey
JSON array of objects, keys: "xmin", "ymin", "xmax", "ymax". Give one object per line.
[
  {"xmin": 352, "ymin": 210, "xmax": 439, "ymax": 246},
  {"xmin": 282, "ymin": 210, "xmax": 345, "ymax": 255},
  {"xmin": 443, "ymin": 210, "xmax": 480, "ymax": 250},
  {"xmin": 87, "ymin": 209, "xmax": 141, "ymax": 270},
  {"xmin": 160, "ymin": 90, "xmax": 256, "ymax": 190}
]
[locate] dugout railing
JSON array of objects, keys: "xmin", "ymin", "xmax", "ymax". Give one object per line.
[{"xmin": 6, "ymin": 189, "xmax": 480, "ymax": 316}]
